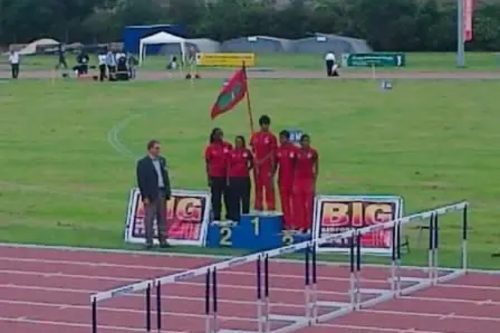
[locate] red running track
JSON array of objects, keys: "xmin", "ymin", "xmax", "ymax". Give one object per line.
[{"xmin": 0, "ymin": 246, "xmax": 499, "ymax": 333}]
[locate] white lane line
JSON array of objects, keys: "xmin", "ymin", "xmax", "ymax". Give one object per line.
[
  {"xmin": 0, "ymin": 261, "xmax": 497, "ymax": 293},
  {"xmin": 319, "ymin": 323, "xmax": 441, "ymax": 333},
  {"xmin": 0, "ymin": 315, "xmax": 185, "ymax": 332},
  {"xmin": 0, "ymin": 298, "xmax": 260, "ymax": 322},
  {"xmin": 364, "ymin": 309, "xmax": 500, "ymax": 322},
  {"xmin": 1, "ymin": 242, "xmax": 499, "ymax": 277},
  {"xmin": 4, "ymin": 282, "xmax": 497, "ymax": 306}
]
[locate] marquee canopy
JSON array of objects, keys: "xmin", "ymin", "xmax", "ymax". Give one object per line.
[{"xmin": 138, "ymin": 31, "xmax": 187, "ymax": 64}]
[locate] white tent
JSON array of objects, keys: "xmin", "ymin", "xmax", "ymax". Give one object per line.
[{"xmin": 139, "ymin": 32, "xmax": 187, "ymax": 64}]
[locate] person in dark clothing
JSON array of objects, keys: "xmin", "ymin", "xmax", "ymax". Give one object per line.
[
  {"xmin": 55, "ymin": 44, "xmax": 68, "ymax": 70},
  {"xmin": 204, "ymin": 128, "xmax": 232, "ymax": 221},
  {"xmin": 76, "ymin": 50, "xmax": 90, "ymax": 74},
  {"xmin": 227, "ymin": 136, "xmax": 253, "ymax": 222},
  {"xmin": 136, "ymin": 140, "xmax": 172, "ymax": 249}
]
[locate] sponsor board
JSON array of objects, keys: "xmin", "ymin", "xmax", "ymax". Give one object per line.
[
  {"xmin": 341, "ymin": 53, "xmax": 405, "ymax": 68},
  {"xmin": 196, "ymin": 53, "xmax": 255, "ymax": 67},
  {"xmin": 312, "ymin": 195, "xmax": 403, "ymax": 255},
  {"xmin": 124, "ymin": 188, "xmax": 211, "ymax": 246}
]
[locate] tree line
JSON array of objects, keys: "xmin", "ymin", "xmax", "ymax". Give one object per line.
[{"xmin": 1, "ymin": 0, "xmax": 499, "ymax": 51}]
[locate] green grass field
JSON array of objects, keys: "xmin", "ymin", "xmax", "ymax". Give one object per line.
[
  {"xmin": 1, "ymin": 77, "xmax": 499, "ymax": 268},
  {"xmin": 3, "ymin": 52, "xmax": 500, "ymax": 71}
]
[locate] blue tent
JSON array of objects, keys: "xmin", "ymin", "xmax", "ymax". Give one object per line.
[{"xmin": 124, "ymin": 24, "xmax": 185, "ymax": 54}]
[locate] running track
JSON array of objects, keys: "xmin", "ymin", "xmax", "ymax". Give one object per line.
[{"xmin": 0, "ymin": 246, "xmax": 499, "ymax": 333}]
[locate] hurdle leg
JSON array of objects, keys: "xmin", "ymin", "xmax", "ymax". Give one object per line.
[
  {"xmin": 212, "ymin": 268, "xmax": 219, "ymax": 333},
  {"xmin": 311, "ymin": 243, "xmax": 318, "ymax": 322},
  {"xmin": 395, "ymin": 222, "xmax": 402, "ymax": 296},
  {"xmin": 428, "ymin": 214, "xmax": 435, "ymax": 281},
  {"xmin": 304, "ymin": 245, "xmax": 311, "ymax": 320},
  {"xmin": 264, "ymin": 255, "xmax": 270, "ymax": 333},
  {"xmin": 349, "ymin": 234, "xmax": 356, "ymax": 309},
  {"xmin": 156, "ymin": 282, "xmax": 162, "ymax": 331},
  {"xmin": 355, "ymin": 232, "xmax": 362, "ymax": 309},
  {"xmin": 205, "ymin": 269, "xmax": 212, "ymax": 333},
  {"xmin": 433, "ymin": 215, "xmax": 440, "ymax": 284},
  {"xmin": 461, "ymin": 205, "xmax": 469, "ymax": 271},
  {"xmin": 91, "ymin": 298, "xmax": 97, "ymax": 333},
  {"xmin": 146, "ymin": 283, "xmax": 152, "ymax": 332},
  {"xmin": 256, "ymin": 256, "xmax": 263, "ymax": 333},
  {"xmin": 390, "ymin": 224, "xmax": 397, "ymax": 294}
]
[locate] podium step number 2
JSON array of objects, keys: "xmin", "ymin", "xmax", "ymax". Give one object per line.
[{"xmin": 218, "ymin": 217, "xmax": 259, "ymax": 247}]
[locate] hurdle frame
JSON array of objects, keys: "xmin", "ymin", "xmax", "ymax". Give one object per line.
[{"xmin": 90, "ymin": 201, "xmax": 469, "ymax": 333}]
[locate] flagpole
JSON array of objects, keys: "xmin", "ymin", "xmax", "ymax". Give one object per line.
[{"xmin": 242, "ymin": 61, "xmax": 255, "ymax": 134}]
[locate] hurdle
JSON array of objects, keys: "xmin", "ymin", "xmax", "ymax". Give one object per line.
[{"xmin": 90, "ymin": 200, "xmax": 469, "ymax": 333}]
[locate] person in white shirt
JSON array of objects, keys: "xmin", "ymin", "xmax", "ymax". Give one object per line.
[
  {"xmin": 324, "ymin": 52, "xmax": 339, "ymax": 77},
  {"xmin": 97, "ymin": 50, "xmax": 107, "ymax": 81},
  {"xmin": 8, "ymin": 50, "xmax": 20, "ymax": 79}
]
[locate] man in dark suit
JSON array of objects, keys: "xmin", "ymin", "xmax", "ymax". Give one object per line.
[{"xmin": 136, "ymin": 140, "xmax": 172, "ymax": 249}]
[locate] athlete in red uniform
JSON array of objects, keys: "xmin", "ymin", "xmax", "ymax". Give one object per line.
[
  {"xmin": 250, "ymin": 115, "xmax": 278, "ymax": 212},
  {"xmin": 227, "ymin": 135, "xmax": 253, "ymax": 222},
  {"xmin": 204, "ymin": 128, "xmax": 232, "ymax": 221},
  {"xmin": 276, "ymin": 130, "xmax": 298, "ymax": 229},
  {"xmin": 293, "ymin": 134, "xmax": 319, "ymax": 232}
]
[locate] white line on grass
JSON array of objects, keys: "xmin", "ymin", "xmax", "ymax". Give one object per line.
[{"xmin": 106, "ymin": 113, "xmax": 142, "ymax": 159}]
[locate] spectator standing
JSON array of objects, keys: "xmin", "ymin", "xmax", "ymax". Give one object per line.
[
  {"xmin": 136, "ymin": 140, "xmax": 172, "ymax": 249},
  {"xmin": 55, "ymin": 44, "xmax": 68, "ymax": 70},
  {"xmin": 106, "ymin": 50, "xmax": 117, "ymax": 80},
  {"xmin": 325, "ymin": 51, "xmax": 338, "ymax": 77},
  {"xmin": 8, "ymin": 50, "xmax": 20, "ymax": 79},
  {"xmin": 97, "ymin": 51, "xmax": 107, "ymax": 81}
]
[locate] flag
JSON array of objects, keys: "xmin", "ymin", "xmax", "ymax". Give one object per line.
[
  {"xmin": 210, "ymin": 68, "xmax": 248, "ymax": 119},
  {"xmin": 463, "ymin": 0, "xmax": 473, "ymax": 42}
]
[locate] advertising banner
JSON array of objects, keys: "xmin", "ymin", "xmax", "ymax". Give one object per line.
[
  {"xmin": 341, "ymin": 53, "xmax": 406, "ymax": 68},
  {"xmin": 312, "ymin": 195, "xmax": 403, "ymax": 255},
  {"xmin": 124, "ymin": 188, "xmax": 211, "ymax": 246},
  {"xmin": 196, "ymin": 53, "xmax": 255, "ymax": 67}
]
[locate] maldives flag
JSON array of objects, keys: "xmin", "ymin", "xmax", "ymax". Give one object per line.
[{"xmin": 210, "ymin": 67, "xmax": 248, "ymax": 119}]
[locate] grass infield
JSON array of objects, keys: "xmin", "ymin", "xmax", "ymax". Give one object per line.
[{"xmin": 0, "ymin": 78, "xmax": 499, "ymax": 268}]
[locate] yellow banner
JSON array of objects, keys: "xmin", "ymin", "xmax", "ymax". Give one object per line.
[{"xmin": 196, "ymin": 53, "xmax": 255, "ymax": 67}]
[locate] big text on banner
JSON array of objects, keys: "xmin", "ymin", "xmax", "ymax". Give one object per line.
[
  {"xmin": 312, "ymin": 195, "xmax": 404, "ymax": 255},
  {"xmin": 124, "ymin": 188, "xmax": 212, "ymax": 246}
]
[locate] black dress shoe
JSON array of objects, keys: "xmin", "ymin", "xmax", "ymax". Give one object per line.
[{"xmin": 159, "ymin": 242, "xmax": 171, "ymax": 249}]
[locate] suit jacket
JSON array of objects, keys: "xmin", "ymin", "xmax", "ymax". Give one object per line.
[{"xmin": 136, "ymin": 155, "xmax": 171, "ymax": 201}]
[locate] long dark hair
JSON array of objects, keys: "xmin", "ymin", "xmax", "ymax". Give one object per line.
[
  {"xmin": 235, "ymin": 135, "xmax": 246, "ymax": 148},
  {"xmin": 209, "ymin": 127, "xmax": 223, "ymax": 143}
]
